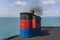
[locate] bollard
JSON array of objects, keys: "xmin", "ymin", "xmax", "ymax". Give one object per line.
[{"xmin": 20, "ymin": 12, "xmax": 42, "ymax": 38}]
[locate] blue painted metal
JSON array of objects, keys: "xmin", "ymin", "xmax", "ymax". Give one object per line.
[{"xmin": 20, "ymin": 28, "xmax": 42, "ymax": 38}]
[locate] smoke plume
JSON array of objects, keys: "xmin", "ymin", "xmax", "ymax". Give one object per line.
[{"xmin": 29, "ymin": 0, "xmax": 43, "ymax": 16}]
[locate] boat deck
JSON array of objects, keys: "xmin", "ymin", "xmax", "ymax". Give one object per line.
[{"xmin": 4, "ymin": 27, "xmax": 60, "ymax": 40}]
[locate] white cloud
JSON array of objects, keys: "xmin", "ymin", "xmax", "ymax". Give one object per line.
[
  {"xmin": 8, "ymin": 1, "xmax": 26, "ymax": 7},
  {"xmin": 54, "ymin": 10, "xmax": 59, "ymax": 13},
  {"xmin": 42, "ymin": 0, "xmax": 56, "ymax": 4},
  {"xmin": 15, "ymin": 1, "xmax": 26, "ymax": 6},
  {"xmin": 42, "ymin": 10, "xmax": 60, "ymax": 17},
  {"xmin": 43, "ymin": 10, "xmax": 60, "ymax": 14}
]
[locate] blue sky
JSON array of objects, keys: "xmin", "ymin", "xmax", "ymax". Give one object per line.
[{"xmin": 0, "ymin": 0, "xmax": 60, "ymax": 17}]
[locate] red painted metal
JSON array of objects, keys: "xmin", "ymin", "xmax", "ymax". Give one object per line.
[
  {"xmin": 20, "ymin": 20, "xmax": 32, "ymax": 29},
  {"xmin": 32, "ymin": 20, "xmax": 36, "ymax": 28}
]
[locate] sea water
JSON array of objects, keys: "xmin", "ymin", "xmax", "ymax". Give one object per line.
[
  {"xmin": 41, "ymin": 17, "xmax": 60, "ymax": 27},
  {"xmin": 0, "ymin": 17, "xmax": 60, "ymax": 40},
  {"xmin": 0, "ymin": 17, "xmax": 19, "ymax": 40}
]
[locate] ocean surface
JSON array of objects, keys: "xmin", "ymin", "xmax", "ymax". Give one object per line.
[
  {"xmin": 0, "ymin": 17, "xmax": 60, "ymax": 40},
  {"xmin": 0, "ymin": 17, "xmax": 19, "ymax": 40}
]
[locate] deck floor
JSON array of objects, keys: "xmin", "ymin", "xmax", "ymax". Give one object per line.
[{"xmin": 4, "ymin": 27, "xmax": 60, "ymax": 40}]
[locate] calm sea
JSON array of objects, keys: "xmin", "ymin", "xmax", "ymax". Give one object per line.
[
  {"xmin": 0, "ymin": 17, "xmax": 60, "ymax": 40},
  {"xmin": 0, "ymin": 17, "xmax": 19, "ymax": 40}
]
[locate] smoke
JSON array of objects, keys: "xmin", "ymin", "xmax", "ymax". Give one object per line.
[
  {"xmin": 29, "ymin": 0, "xmax": 43, "ymax": 16},
  {"xmin": 30, "ymin": 6, "xmax": 42, "ymax": 16}
]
